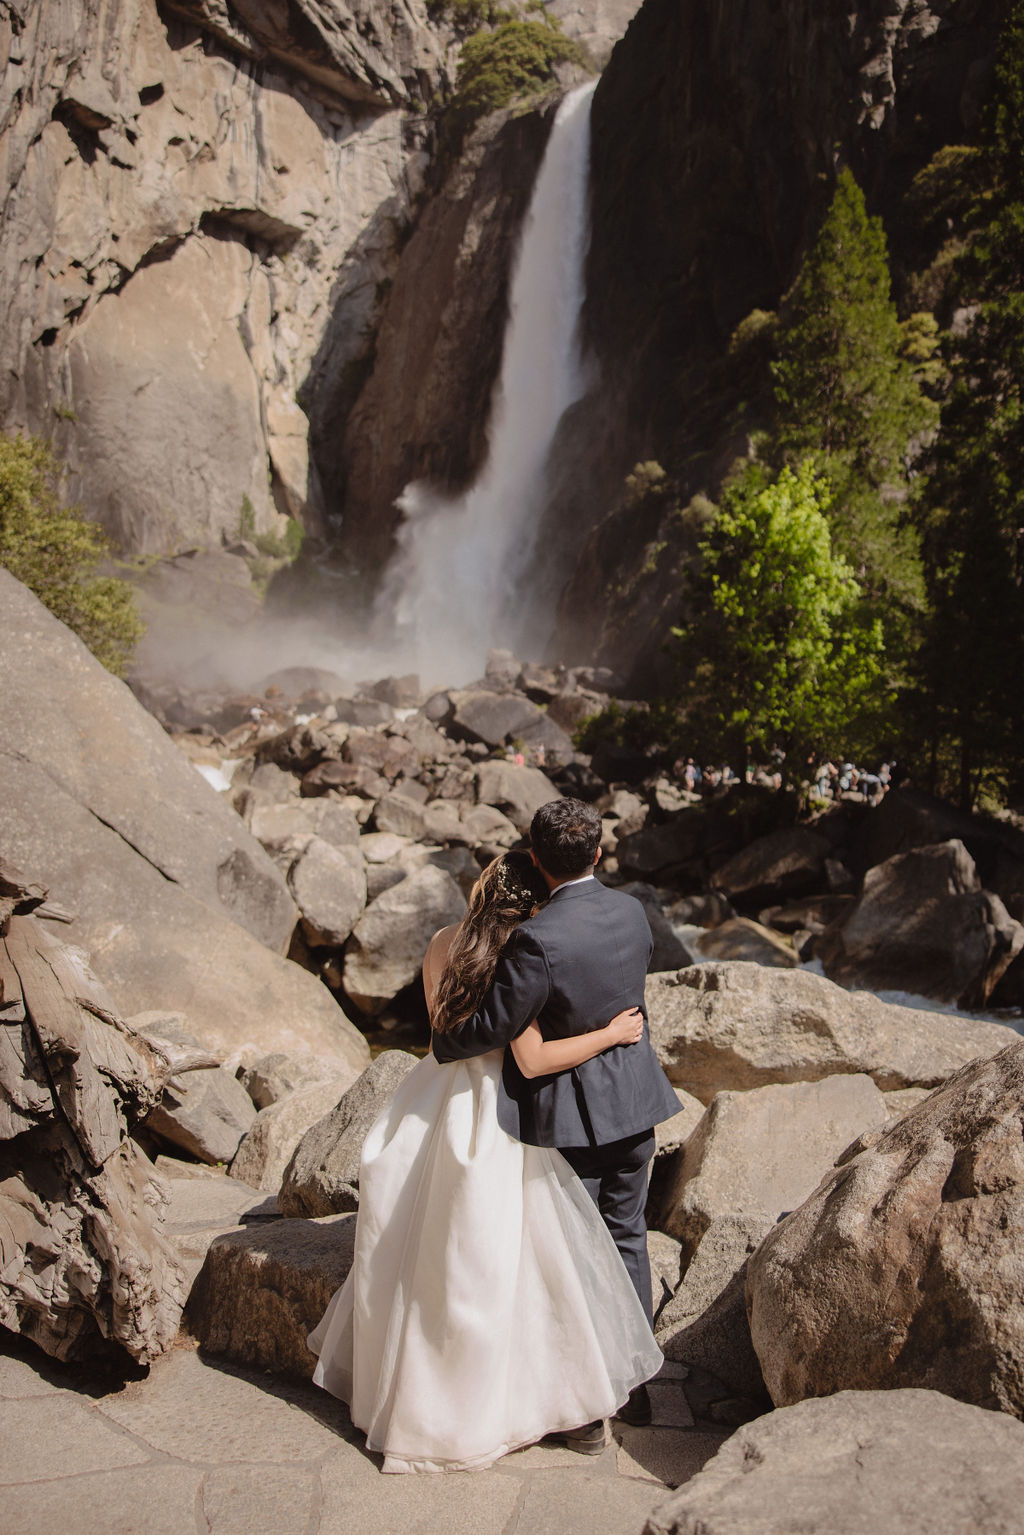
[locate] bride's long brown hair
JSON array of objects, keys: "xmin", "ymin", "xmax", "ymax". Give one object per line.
[{"xmin": 431, "ymin": 850, "xmax": 549, "ymax": 1033}]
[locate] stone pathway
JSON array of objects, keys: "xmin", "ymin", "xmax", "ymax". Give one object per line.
[{"xmin": 1, "ymin": 1333, "xmax": 728, "ymax": 1535}]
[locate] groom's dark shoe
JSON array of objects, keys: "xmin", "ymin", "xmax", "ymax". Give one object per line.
[
  {"xmin": 555, "ymin": 1419, "xmax": 609, "ymax": 1455},
  {"xmin": 615, "ymin": 1384, "xmax": 652, "ymax": 1427}
]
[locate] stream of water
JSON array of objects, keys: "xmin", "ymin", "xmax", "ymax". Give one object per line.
[{"xmin": 375, "ymin": 82, "xmax": 597, "ymax": 686}]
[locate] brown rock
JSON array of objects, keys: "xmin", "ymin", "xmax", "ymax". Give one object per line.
[
  {"xmin": 710, "ymin": 826, "xmax": 830, "ymax": 904},
  {"xmin": 343, "ymin": 866, "xmax": 466, "ymax": 1015},
  {"xmin": 645, "ymin": 962, "xmax": 1019, "ymax": 1105},
  {"xmin": 746, "ymin": 1040, "xmax": 1024, "ymax": 1417},
  {"xmin": 656, "ymin": 1213, "xmax": 773, "ymax": 1398},
  {"xmin": 287, "ymin": 836, "xmax": 367, "ymax": 948},
  {"xmin": 184, "ymin": 1214, "xmax": 357, "ymax": 1380},
  {"xmin": 279, "ymin": 1051, "xmax": 420, "ymax": 1217},
  {"xmin": 658, "ymin": 1073, "xmax": 885, "ymax": 1259},
  {"xmin": 231, "ymin": 1079, "xmax": 355, "ymax": 1193},
  {"xmin": 696, "ymin": 917, "xmax": 798, "ymax": 968},
  {"xmin": 146, "ymin": 1065, "xmax": 258, "ymax": 1166},
  {"xmin": 645, "ymin": 1389, "xmax": 1024, "ymax": 1535},
  {"xmin": 473, "ymin": 759, "xmax": 560, "ymax": 834}
]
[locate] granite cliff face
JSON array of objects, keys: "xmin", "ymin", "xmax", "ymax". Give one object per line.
[
  {"xmin": 547, "ymin": 0, "xmax": 1001, "ymax": 683},
  {"xmin": 0, "ymin": 0, "xmax": 450, "ymax": 554}
]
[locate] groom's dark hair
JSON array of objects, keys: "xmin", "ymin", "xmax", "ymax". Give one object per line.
[{"xmin": 530, "ymin": 797, "xmax": 602, "ymax": 878}]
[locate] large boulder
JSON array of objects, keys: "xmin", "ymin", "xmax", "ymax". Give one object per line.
[
  {"xmin": 746, "ymin": 1040, "xmax": 1024, "ymax": 1417},
  {"xmin": 656, "ymin": 1213, "xmax": 774, "ymax": 1399},
  {"xmin": 646, "ymin": 962, "xmax": 1019, "ymax": 1105},
  {"xmin": 819, "ymin": 839, "xmax": 1024, "ymax": 1009},
  {"xmin": 287, "ymin": 836, "xmax": 367, "ymax": 947},
  {"xmin": 449, "ymin": 689, "xmax": 545, "ymax": 747},
  {"xmin": 184, "ymin": 1214, "xmax": 357, "ymax": 1380},
  {"xmin": 473, "ymin": 759, "xmax": 560, "ymax": 833},
  {"xmin": 658, "ymin": 1073, "xmax": 885, "ymax": 1258},
  {"xmin": 231, "ymin": 1079, "xmax": 356, "ymax": 1193},
  {"xmin": 343, "ymin": 866, "xmax": 466, "ymax": 1015},
  {"xmin": 0, "ymin": 574, "xmax": 369, "ymax": 1074},
  {"xmin": 279, "ymin": 1051, "xmax": 420, "ymax": 1217},
  {"xmin": 145, "ymin": 1065, "xmax": 257, "ymax": 1166},
  {"xmin": 695, "ymin": 917, "xmax": 798, "ymax": 968},
  {"xmin": 0, "ymin": 570, "xmax": 296, "ymax": 950},
  {"xmin": 645, "ymin": 1389, "xmax": 1024, "ymax": 1535},
  {"xmin": 710, "ymin": 826, "xmax": 831, "ymax": 905}
]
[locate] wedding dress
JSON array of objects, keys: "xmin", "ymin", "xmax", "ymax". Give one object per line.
[{"xmin": 308, "ymin": 1047, "xmax": 663, "ymax": 1474}]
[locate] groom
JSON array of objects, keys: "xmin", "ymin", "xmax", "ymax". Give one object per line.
[{"xmin": 432, "ymin": 796, "xmax": 680, "ymax": 1435}]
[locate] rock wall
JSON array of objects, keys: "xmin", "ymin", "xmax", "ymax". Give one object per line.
[
  {"xmin": 547, "ymin": 0, "xmax": 1002, "ymax": 682},
  {"xmin": 0, "ymin": 0, "xmax": 450, "ymax": 554}
]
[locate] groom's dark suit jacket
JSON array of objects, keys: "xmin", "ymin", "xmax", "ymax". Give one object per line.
[{"xmin": 431, "ymin": 878, "xmax": 680, "ymax": 1148}]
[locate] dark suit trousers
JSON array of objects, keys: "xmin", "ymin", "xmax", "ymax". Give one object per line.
[{"xmin": 559, "ymin": 1129, "xmax": 656, "ymax": 1326}]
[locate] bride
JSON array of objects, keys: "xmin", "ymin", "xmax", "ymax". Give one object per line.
[{"xmin": 308, "ymin": 849, "xmax": 663, "ymax": 1474}]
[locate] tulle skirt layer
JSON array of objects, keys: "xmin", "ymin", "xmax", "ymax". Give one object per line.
[{"xmin": 308, "ymin": 1050, "xmax": 662, "ymax": 1473}]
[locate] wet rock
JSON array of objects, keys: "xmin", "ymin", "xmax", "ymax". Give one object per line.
[
  {"xmin": 185, "ymin": 1214, "xmax": 357, "ymax": 1380},
  {"xmin": 645, "ymin": 1389, "xmax": 1024, "ymax": 1535},
  {"xmin": 279, "ymin": 1051, "xmax": 420, "ymax": 1216},
  {"xmin": 343, "ymin": 866, "xmax": 466, "ymax": 1015},
  {"xmin": 695, "ymin": 917, "xmax": 798, "ymax": 968},
  {"xmin": 747, "ymin": 1040, "xmax": 1024, "ymax": 1417},
  {"xmin": 819, "ymin": 839, "xmax": 1024, "ymax": 1009},
  {"xmin": 287, "ymin": 837, "xmax": 367, "ymax": 948},
  {"xmin": 658, "ymin": 1073, "xmax": 885, "ymax": 1259},
  {"xmin": 645, "ymin": 962, "xmax": 1019, "ymax": 1105}
]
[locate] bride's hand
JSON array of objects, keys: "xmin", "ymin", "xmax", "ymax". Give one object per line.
[{"xmin": 606, "ymin": 1007, "xmax": 644, "ymax": 1046}]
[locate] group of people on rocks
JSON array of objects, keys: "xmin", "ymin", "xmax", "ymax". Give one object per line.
[{"xmin": 669, "ymin": 752, "xmax": 905, "ymax": 804}]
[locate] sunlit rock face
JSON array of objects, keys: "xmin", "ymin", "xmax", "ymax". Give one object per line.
[{"xmin": 0, "ymin": 0, "xmax": 449, "ymax": 554}]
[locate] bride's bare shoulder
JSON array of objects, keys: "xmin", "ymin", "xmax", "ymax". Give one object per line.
[{"xmin": 426, "ymin": 924, "xmax": 459, "ymax": 963}]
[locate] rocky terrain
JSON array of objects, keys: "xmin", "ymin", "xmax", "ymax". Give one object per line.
[{"xmin": 5, "ymin": 561, "xmax": 1024, "ymax": 1526}]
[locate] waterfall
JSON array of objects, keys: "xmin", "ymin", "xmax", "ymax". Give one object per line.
[{"xmin": 376, "ymin": 81, "xmax": 596, "ymax": 686}]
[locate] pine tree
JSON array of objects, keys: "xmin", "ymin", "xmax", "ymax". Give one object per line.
[
  {"xmin": 914, "ymin": 2, "xmax": 1024, "ymax": 807},
  {"xmin": 771, "ymin": 169, "xmax": 935, "ymax": 649}
]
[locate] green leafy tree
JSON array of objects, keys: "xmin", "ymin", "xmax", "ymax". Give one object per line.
[
  {"xmin": 770, "ymin": 168, "xmax": 935, "ymax": 652},
  {"xmin": 913, "ymin": 1, "xmax": 1024, "ymax": 807},
  {"xmin": 673, "ymin": 460, "xmax": 887, "ymax": 774},
  {"xmin": 0, "ymin": 433, "xmax": 143, "ymax": 676}
]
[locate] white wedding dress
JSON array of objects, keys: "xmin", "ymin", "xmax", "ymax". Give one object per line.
[{"xmin": 308, "ymin": 1047, "xmax": 663, "ymax": 1474}]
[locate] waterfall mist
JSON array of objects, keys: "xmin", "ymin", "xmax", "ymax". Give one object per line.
[{"xmin": 374, "ymin": 82, "xmax": 596, "ymax": 686}]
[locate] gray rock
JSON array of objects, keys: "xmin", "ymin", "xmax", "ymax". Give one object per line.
[
  {"xmin": 654, "ymin": 1088, "xmax": 705, "ymax": 1160},
  {"xmin": 658, "ymin": 1073, "xmax": 886, "ymax": 1259},
  {"xmin": 645, "ymin": 961, "xmax": 1019, "ymax": 1105},
  {"xmin": 373, "ymin": 790, "xmax": 429, "ymax": 840},
  {"xmin": 617, "ymin": 882, "xmax": 696, "ymax": 972},
  {"xmin": 0, "ymin": 570, "xmax": 295, "ymax": 952},
  {"xmin": 287, "ymin": 836, "xmax": 367, "ymax": 948},
  {"xmin": 710, "ymin": 826, "xmax": 831, "ymax": 904},
  {"xmin": 450, "ymin": 689, "xmax": 545, "ymax": 748},
  {"xmin": 656, "ymin": 1214, "xmax": 773, "ymax": 1398},
  {"xmin": 231, "ymin": 1079, "xmax": 356, "ymax": 1193},
  {"xmin": 279, "ymin": 1051, "xmax": 420, "ymax": 1216},
  {"xmin": 343, "ymin": 866, "xmax": 466, "ymax": 1015},
  {"xmin": 239, "ymin": 1051, "xmax": 341, "ymax": 1110},
  {"xmin": 746, "ymin": 1040, "xmax": 1024, "ymax": 1417},
  {"xmin": 483, "ymin": 649, "xmax": 522, "ymax": 689},
  {"xmin": 367, "ymin": 674, "xmax": 422, "ymax": 708},
  {"xmin": 645, "ymin": 1389, "xmax": 1024, "ymax": 1535},
  {"xmin": 648, "ymin": 1229, "xmax": 684, "ymax": 1318},
  {"xmin": 819, "ymin": 839, "xmax": 1024, "ymax": 1009},
  {"xmin": 249, "ymin": 798, "xmax": 361, "ymax": 856},
  {"xmin": 185, "ymin": 1214, "xmax": 357, "ymax": 1380},
  {"xmin": 146, "ymin": 1066, "xmax": 258, "ymax": 1166},
  {"xmin": 696, "ymin": 917, "xmax": 798, "ymax": 968},
  {"xmin": 473, "ymin": 759, "xmax": 560, "ymax": 834}
]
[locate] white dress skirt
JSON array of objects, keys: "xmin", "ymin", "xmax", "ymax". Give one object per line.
[{"xmin": 308, "ymin": 1048, "xmax": 663, "ymax": 1474}]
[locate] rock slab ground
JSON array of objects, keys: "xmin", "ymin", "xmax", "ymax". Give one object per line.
[{"xmin": 0, "ymin": 1336, "xmax": 726, "ymax": 1535}]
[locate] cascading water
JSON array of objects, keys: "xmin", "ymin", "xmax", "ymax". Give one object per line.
[{"xmin": 375, "ymin": 81, "xmax": 596, "ymax": 685}]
